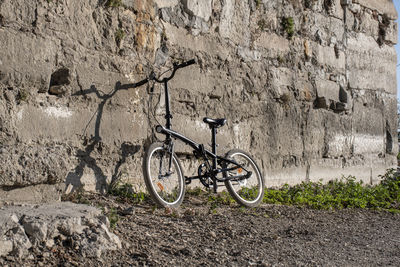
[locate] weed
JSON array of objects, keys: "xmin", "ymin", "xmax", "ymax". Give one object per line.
[
  {"xmin": 255, "ymin": 0, "xmax": 261, "ymax": 8},
  {"xmin": 62, "ymin": 187, "xmax": 91, "ymax": 205},
  {"xmin": 115, "ymin": 28, "xmax": 125, "ymax": 46},
  {"xmin": 277, "ymin": 55, "xmax": 285, "ymax": 64},
  {"xmin": 108, "ymin": 182, "xmax": 149, "ymax": 204},
  {"xmin": 263, "ymin": 169, "xmax": 400, "ymax": 212},
  {"xmin": 257, "ymin": 19, "xmax": 267, "ymax": 31},
  {"xmin": 106, "ymin": 0, "xmax": 122, "ymax": 8},
  {"xmin": 207, "ymin": 191, "xmax": 236, "ymax": 208},
  {"xmin": 17, "ymin": 89, "xmax": 28, "ymax": 102},
  {"xmin": 282, "ymin": 17, "xmax": 295, "ymax": 39},
  {"xmin": 107, "ymin": 208, "xmax": 119, "ymax": 229},
  {"xmin": 186, "ymin": 187, "xmax": 204, "ymax": 197}
]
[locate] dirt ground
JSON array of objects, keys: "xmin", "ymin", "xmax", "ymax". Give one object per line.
[{"xmin": 2, "ymin": 192, "xmax": 400, "ymax": 267}]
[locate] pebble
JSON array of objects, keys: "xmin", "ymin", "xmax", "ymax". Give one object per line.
[{"xmin": 121, "ymin": 207, "xmax": 135, "ymax": 216}]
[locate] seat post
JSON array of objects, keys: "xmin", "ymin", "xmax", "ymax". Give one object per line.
[
  {"xmin": 211, "ymin": 126, "xmax": 218, "ymax": 193},
  {"xmin": 211, "ymin": 126, "xmax": 217, "ymax": 169}
]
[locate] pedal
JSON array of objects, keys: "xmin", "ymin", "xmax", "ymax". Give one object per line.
[{"xmin": 185, "ymin": 176, "xmax": 192, "ymax": 185}]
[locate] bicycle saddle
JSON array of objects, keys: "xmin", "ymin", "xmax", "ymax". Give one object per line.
[{"xmin": 203, "ymin": 117, "xmax": 227, "ymax": 128}]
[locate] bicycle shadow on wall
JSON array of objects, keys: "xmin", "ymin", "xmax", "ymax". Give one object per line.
[{"xmin": 65, "ymin": 81, "xmax": 147, "ymax": 193}]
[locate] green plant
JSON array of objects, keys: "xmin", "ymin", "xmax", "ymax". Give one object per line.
[
  {"xmin": 207, "ymin": 191, "xmax": 235, "ymax": 207},
  {"xmin": 106, "ymin": 0, "xmax": 122, "ymax": 8},
  {"xmin": 257, "ymin": 19, "xmax": 267, "ymax": 31},
  {"xmin": 115, "ymin": 28, "xmax": 125, "ymax": 46},
  {"xmin": 108, "ymin": 182, "xmax": 149, "ymax": 204},
  {"xmin": 282, "ymin": 17, "xmax": 295, "ymax": 39},
  {"xmin": 255, "ymin": 0, "xmax": 261, "ymax": 9},
  {"xmin": 18, "ymin": 89, "xmax": 29, "ymax": 102},
  {"xmin": 277, "ymin": 55, "xmax": 285, "ymax": 64},
  {"xmin": 262, "ymin": 170, "xmax": 400, "ymax": 212},
  {"xmin": 61, "ymin": 187, "xmax": 91, "ymax": 205},
  {"xmin": 186, "ymin": 187, "xmax": 204, "ymax": 197},
  {"xmin": 107, "ymin": 208, "xmax": 119, "ymax": 229}
]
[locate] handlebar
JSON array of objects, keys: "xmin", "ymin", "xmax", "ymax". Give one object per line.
[
  {"xmin": 123, "ymin": 59, "xmax": 196, "ymax": 90},
  {"xmin": 175, "ymin": 59, "xmax": 196, "ymax": 69},
  {"xmin": 153, "ymin": 58, "xmax": 196, "ymax": 83}
]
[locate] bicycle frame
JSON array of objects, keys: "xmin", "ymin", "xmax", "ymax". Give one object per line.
[{"xmin": 154, "ymin": 78, "xmax": 252, "ymax": 192}]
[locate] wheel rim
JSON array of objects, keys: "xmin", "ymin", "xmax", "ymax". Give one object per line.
[
  {"xmin": 227, "ymin": 152, "xmax": 263, "ymax": 204},
  {"xmin": 147, "ymin": 147, "xmax": 183, "ymax": 206}
]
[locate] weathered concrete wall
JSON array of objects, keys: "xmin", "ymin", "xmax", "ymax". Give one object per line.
[{"xmin": 0, "ymin": 0, "xmax": 397, "ymax": 199}]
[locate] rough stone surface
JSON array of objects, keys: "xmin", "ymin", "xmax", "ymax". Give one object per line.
[
  {"xmin": 0, "ymin": 0, "xmax": 398, "ymax": 197},
  {"xmin": 0, "ymin": 202, "xmax": 121, "ymax": 258}
]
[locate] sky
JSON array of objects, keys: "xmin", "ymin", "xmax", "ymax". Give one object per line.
[{"xmin": 395, "ymin": 1, "xmax": 400, "ymax": 101}]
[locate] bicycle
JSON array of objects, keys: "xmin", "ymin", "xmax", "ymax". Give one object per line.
[{"xmin": 137, "ymin": 59, "xmax": 265, "ymax": 208}]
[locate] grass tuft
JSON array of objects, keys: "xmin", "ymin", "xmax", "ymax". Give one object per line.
[
  {"xmin": 282, "ymin": 17, "xmax": 295, "ymax": 39},
  {"xmin": 106, "ymin": 0, "xmax": 122, "ymax": 8},
  {"xmin": 108, "ymin": 182, "xmax": 150, "ymax": 204}
]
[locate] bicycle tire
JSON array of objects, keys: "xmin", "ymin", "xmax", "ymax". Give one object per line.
[
  {"xmin": 143, "ymin": 142, "xmax": 185, "ymax": 208},
  {"xmin": 224, "ymin": 149, "xmax": 264, "ymax": 207}
]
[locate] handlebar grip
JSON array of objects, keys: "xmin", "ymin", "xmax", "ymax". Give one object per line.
[{"xmin": 176, "ymin": 59, "xmax": 196, "ymax": 69}]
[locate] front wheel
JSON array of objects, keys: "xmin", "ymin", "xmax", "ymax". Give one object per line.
[
  {"xmin": 224, "ymin": 149, "xmax": 264, "ymax": 207},
  {"xmin": 143, "ymin": 142, "xmax": 185, "ymax": 208}
]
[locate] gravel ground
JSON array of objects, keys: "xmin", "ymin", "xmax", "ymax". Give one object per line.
[{"xmin": 2, "ymin": 192, "xmax": 400, "ymax": 266}]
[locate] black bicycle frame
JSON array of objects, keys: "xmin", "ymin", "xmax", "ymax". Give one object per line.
[{"xmin": 149, "ymin": 59, "xmax": 252, "ymax": 192}]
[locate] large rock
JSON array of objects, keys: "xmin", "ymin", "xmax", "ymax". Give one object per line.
[{"xmin": 0, "ymin": 202, "xmax": 121, "ymax": 258}]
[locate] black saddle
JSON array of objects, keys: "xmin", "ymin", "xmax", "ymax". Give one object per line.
[{"xmin": 203, "ymin": 117, "xmax": 227, "ymax": 128}]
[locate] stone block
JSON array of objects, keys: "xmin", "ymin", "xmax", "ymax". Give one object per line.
[
  {"xmin": 219, "ymin": 0, "xmax": 251, "ymax": 46},
  {"xmin": 329, "ymin": 17, "xmax": 345, "ymax": 44},
  {"xmin": 0, "ymin": 0, "xmax": 36, "ymax": 27},
  {"xmin": 331, "ymin": 0, "xmax": 344, "ymax": 20},
  {"xmin": 182, "ymin": 0, "xmax": 212, "ymax": 22},
  {"xmin": 253, "ymin": 32, "xmax": 290, "ymax": 56},
  {"xmin": 237, "ymin": 47, "xmax": 261, "ymax": 62},
  {"xmin": 0, "ymin": 184, "xmax": 63, "ymax": 205},
  {"xmin": 0, "ymin": 29, "xmax": 57, "ymax": 92},
  {"xmin": 358, "ymin": 10, "xmax": 380, "ymax": 39},
  {"xmin": 353, "ymin": 0, "xmax": 397, "ymax": 19},
  {"xmin": 309, "ymin": 13, "xmax": 344, "ymax": 46},
  {"xmin": 314, "ymin": 43, "xmax": 346, "ymax": 71},
  {"xmin": 353, "ymin": 133, "xmax": 385, "ymax": 155},
  {"xmin": 351, "ymin": 101, "xmax": 385, "ymax": 154},
  {"xmin": 163, "ymin": 22, "xmax": 233, "ymax": 59},
  {"xmin": 385, "ymin": 20, "xmax": 398, "ymax": 44},
  {"xmin": 14, "ymin": 101, "xmax": 147, "ymax": 145},
  {"xmin": 347, "ymin": 33, "xmax": 396, "ymax": 93},
  {"xmin": 315, "ymin": 79, "xmax": 340, "ymax": 102},
  {"xmin": 154, "ymin": 0, "xmax": 179, "ymax": 9}
]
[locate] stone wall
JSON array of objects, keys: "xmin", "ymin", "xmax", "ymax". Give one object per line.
[{"xmin": 0, "ymin": 0, "xmax": 397, "ymax": 200}]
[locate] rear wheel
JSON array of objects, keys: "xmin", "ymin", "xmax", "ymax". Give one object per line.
[
  {"xmin": 143, "ymin": 142, "xmax": 185, "ymax": 208},
  {"xmin": 224, "ymin": 149, "xmax": 264, "ymax": 207}
]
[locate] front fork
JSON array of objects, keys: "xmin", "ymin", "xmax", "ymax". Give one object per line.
[
  {"xmin": 164, "ymin": 139, "xmax": 174, "ymax": 174},
  {"xmin": 158, "ymin": 140, "xmax": 174, "ymax": 179}
]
